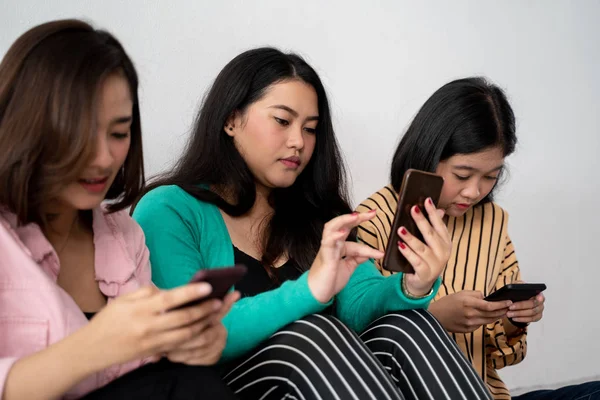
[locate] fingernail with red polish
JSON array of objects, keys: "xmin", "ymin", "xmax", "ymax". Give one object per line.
[
  {"xmin": 351, "ymin": 212, "xmax": 359, "ymax": 216},
  {"xmin": 414, "ymin": 206, "xmax": 421, "ymax": 214},
  {"xmin": 398, "ymin": 241, "xmax": 406, "ymax": 250},
  {"xmin": 427, "ymin": 198, "xmax": 433, "ymax": 206},
  {"xmin": 400, "ymin": 227, "xmax": 407, "ymax": 235},
  {"xmin": 369, "ymin": 209, "xmax": 377, "ymax": 213}
]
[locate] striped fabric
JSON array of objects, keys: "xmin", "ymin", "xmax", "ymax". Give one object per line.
[
  {"xmin": 223, "ymin": 311, "xmax": 492, "ymax": 400},
  {"xmin": 356, "ymin": 185, "xmax": 527, "ymax": 400}
]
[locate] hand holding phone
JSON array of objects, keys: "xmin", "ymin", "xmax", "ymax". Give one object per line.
[
  {"xmin": 383, "ymin": 169, "xmax": 446, "ymax": 274},
  {"xmin": 487, "ymin": 283, "xmax": 547, "ymax": 325},
  {"xmin": 173, "ymin": 265, "xmax": 247, "ymax": 310}
]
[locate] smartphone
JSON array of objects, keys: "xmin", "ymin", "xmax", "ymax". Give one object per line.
[
  {"xmin": 174, "ymin": 265, "xmax": 247, "ymax": 310},
  {"xmin": 484, "ymin": 283, "xmax": 546, "ymax": 303},
  {"xmin": 382, "ymin": 169, "xmax": 444, "ymax": 273}
]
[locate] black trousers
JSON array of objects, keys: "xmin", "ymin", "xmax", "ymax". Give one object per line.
[
  {"xmin": 83, "ymin": 358, "xmax": 237, "ymax": 400},
  {"xmin": 223, "ymin": 310, "xmax": 492, "ymax": 400}
]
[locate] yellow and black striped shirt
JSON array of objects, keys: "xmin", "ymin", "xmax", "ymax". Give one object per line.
[{"xmin": 357, "ymin": 185, "xmax": 527, "ymax": 399}]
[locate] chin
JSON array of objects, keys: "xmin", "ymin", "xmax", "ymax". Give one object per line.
[
  {"xmin": 266, "ymin": 175, "xmax": 300, "ymax": 189},
  {"xmin": 61, "ymin": 193, "xmax": 106, "ymax": 212},
  {"xmin": 445, "ymin": 207, "xmax": 469, "ymax": 218}
]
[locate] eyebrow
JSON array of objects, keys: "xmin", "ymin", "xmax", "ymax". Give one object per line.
[
  {"xmin": 453, "ymin": 164, "xmax": 504, "ymax": 173},
  {"xmin": 111, "ymin": 116, "xmax": 133, "ymax": 124},
  {"xmin": 269, "ymin": 105, "xmax": 319, "ymax": 122}
]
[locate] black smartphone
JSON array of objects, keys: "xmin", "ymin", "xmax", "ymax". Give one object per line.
[
  {"xmin": 484, "ymin": 283, "xmax": 546, "ymax": 303},
  {"xmin": 174, "ymin": 265, "xmax": 247, "ymax": 310},
  {"xmin": 382, "ymin": 169, "xmax": 444, "ymax": 273}
]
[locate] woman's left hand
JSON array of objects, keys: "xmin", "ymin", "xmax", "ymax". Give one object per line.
[
  {"xmin": 506, "ymin": 292, "xmax": 545, "ymax": 324},
  {"xmin": 399, "ymin": 198, "xmax": 452, "ymax": 297}
]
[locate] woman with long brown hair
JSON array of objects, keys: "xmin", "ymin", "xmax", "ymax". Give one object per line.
[{"xmin": 0, "ymin": 19, "xmax": 237, "ymax": 399}]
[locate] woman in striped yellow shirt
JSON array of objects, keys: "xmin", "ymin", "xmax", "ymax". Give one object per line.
[{"xmin": 357, "ymin": 77, "xmax": 596, "ymax": 400}]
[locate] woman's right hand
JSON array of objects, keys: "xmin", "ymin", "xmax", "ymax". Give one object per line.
[
  {"xmin": 84, "ymin": 283, "xmax": 223, "ymax": 370},
  {"xmin": 428, "ymin": 291, "xmax": 512, "ymax": 333},
  {"xmin": 308, "ymin": 211, "xmax": 384, "ymax": 303}
]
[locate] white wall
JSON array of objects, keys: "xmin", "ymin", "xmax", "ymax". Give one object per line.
[{"xmin": 2, "ymin": 0, "xmax": 599, "ymax": 393}]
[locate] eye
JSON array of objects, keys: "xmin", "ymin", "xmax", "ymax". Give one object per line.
[
  {"xmin": 303, "ymin": 127, "xmax": 317, "ymax": 134},
  {"xmin": 111, "ymin": 132, "xmax": 130, "ymax": 140},
  {"xmin": 484, "ymin": 175, "xmax": 499, "ymax": 181},
  {"xmin": 454, "ymin": 174, "xmax": 470, "ymax": 181},
  {"xmin": 274, "ymin": 117, "xmax": 289, "ymax": 126}
]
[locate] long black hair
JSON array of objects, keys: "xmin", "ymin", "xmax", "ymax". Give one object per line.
[
  {"xmin": 139, "ymin": 47, "xmax": 352, "ymax": 275},
  {"xmin": 391, "ymin": 77, "xmax": 517, "ymax": 203}
]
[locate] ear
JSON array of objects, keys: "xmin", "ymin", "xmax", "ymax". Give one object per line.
[{"xmin": 224, "ymin": 112, "xmax": 239, "ymax": 137}]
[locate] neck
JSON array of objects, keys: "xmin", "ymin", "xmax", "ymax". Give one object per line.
[
  {"xmin": 215, "ymin": 182, "xmax": 273, "ymax": 221},
  {"xmin": 43, "ymin": 204, "xmax": 82, "ymax": 250}
]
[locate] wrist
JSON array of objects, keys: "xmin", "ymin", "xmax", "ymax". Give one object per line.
[
  {"xmin": 401, "ymin": 275, "xmax": 434, "ymax": 299},
  {"xmin": 307, "ymin": 268, "xmax": 332, "ymax": 304},
  {"xmin": 507, "ymin": 317, "xmax": 529, "ymax": 330},
  {"xmin": 70, "ymin": 322, "xmax": 115, "ymax": 374}
]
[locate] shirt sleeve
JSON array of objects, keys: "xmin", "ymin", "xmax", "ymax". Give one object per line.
[
  {"xmin": 335, "ymin": 260, "xmax": 441, "ymax": 334},
  {"xmin": 485, "ymin": 235, "xmax": 528, "ymax": 370}
]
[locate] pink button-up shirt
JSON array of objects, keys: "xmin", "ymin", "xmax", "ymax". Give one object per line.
[{"xmin": 0, "ymin": 207, "xmax": 154, "ymax": 399}]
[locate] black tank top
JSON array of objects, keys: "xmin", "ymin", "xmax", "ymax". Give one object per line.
[{"xmin": 233, "ymin": 246, "xmax": 302, "ymax": 298}]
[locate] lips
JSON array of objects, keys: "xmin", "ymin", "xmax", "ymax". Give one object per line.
[
  {"xmin": 280, "ymin": 156, "xmax": 301, "ymax": 168},
  {"xmin": 456, "ymin": 203, "xmax": 472, "ymax": 209},
  {"xmin": 78, "ymin": 176, "xmax": 109, "ymax": 194}
]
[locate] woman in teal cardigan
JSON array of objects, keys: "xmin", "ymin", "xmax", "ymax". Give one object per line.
[{"xmin": 133, "ymin": 48, "xmax": 491, "ymax": 400}]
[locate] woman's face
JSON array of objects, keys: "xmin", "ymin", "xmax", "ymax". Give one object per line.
[
  {"xmin": 435, "ymin": 146, "xmax": 505, "ymax": 217},
  {"xmin": 53, "ymin": 73, "xmax": 133, "ymax": 213},
  {"xmin": 226, "ymin": 79, "xmax": 318, "ymax": 192}
]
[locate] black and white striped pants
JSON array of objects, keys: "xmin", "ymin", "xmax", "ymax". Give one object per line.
[{"xmin": 223, "ymin": 309, "xmax": 492, "ymax": 400}]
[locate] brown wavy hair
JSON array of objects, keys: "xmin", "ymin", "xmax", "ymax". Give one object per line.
[{"xmin": 0, "ymin": 19, "xmax": 145, "ymax": 226}]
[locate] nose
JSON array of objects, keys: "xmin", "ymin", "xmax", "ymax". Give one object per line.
[
  {"xmin": 461, "ymin": 179, "xmax": 481, "ymax": 200},
  {"xmin": 90, "ymin": 133, "xmax": 114, "ymax": 170},
  {"xmin": 286, "ymin": 126, "xmax": 305, "ymax": 151}
]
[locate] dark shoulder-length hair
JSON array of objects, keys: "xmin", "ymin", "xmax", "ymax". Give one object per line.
[
  {"xmin": 390, "ymin": 77, "xmax": 517, "ymax": 203},
  {"xmin": 139, "ymin": 47, "xmax": 352, "ymax": 274},
  {"xmin": 0, "ymin": 19, "xmax": 144, "ymax": 226}
]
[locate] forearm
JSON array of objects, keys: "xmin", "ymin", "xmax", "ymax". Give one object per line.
[
  {"xmin": 3, "ymin": 326, "xmax": 105, "ymax": 400},
  {"xmin": 427, "ymin": 300, "xmax": 450, "ymax": 331},
  {"xmin": 221, "ymin": 272, "xmax": 330, "ymax": 361},
  {"xmin": 336, "ymin": 262, "xmax": 439, "ymax": 333}
]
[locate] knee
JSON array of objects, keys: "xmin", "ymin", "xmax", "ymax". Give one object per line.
[
  {"xmin": 366, "ymin": 309, "xmax": 442, "ymax": 333},
  {"xmin": 270, "ymin": 314, "xmax": 346, "ymax": 348},
  {"xmin": 360, "ymin": 309, "xmax": 450, "ymax": 351}
]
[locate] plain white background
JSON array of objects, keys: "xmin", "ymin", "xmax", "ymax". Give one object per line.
[{"xmin": 1, "ymin": 0, "xmax": 598, "ymax": 394}]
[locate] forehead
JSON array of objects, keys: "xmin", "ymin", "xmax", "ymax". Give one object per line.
[
  {"xmin": 97, "ymin": 73, "xmax": 133, "ymax": 122},
  {"xmin": 446, "ymin": 147, "xmax": 505, "ymax": 168},
  {"xmin": 255, "ymin": 80, "xmax": 318, "ymax": 114}
]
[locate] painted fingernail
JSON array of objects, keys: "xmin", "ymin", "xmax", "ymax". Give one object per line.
[
  {"xmin": 398, "ymin": 241, "xmax": 406, "ymax": 250},
  {"xmin": 399, "ymin": 227, "xmax": 407, "ymax": 235},
  {"xmin": 351, "ymin": 212, "xmax": 359, "ymax": 216},
  {"xmin": 427, "ymin": 198, "xmax": 433, "ymax": 206},
  {"xmin": 369, "ymin": 209, "xmax": 377, "ymax": 214},
  {"xmin": 414, "ymin": 206, "xmax": 421, "ymax": 214}
]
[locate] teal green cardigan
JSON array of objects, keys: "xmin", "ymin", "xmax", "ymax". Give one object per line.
[{"xmin": 133, "ymin": 185, "xmax": 441, "ymax": 361}]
